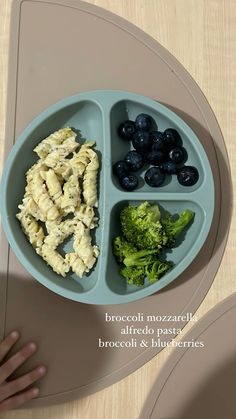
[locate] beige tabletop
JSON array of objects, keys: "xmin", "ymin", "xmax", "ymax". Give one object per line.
[{"xmin": 0, "ymin": 0, "xmax": 235, "ymax": 418}]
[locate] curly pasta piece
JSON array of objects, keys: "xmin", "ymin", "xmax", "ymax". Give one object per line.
[
  {"xmin": 44, "ymin": 137, "xmax": 79, "ymax": 169},
  {"xmin": 26, "ymin": 160, "xmax": 47, "ymax": 177},
  {"xmin": 74, "ymin": 203, "xmax": 98, "ymax": 228},
  {"xmin": 25, "ymin": 161, "xmax": 48, "ymax": 191},
  {"xmin": 45, "ymin": 219, "xmax": 62, "ymax": 234},
  {"xmin": 33, "ymin": 127, "xmax": 77, "ymax": 158},
  {"xmin": 25, "ymin": 161, "xmax": 48, "ymax": 200},
  {"xmin": 65, "ymin": 253, "xmax": 87, "ymax": 278},
  {"xmin": 82, "ymin": 170, "xmax": 98, "ymax": 207},
  {"xmin": 18, "ymin": 196, "xmax": 46, "ymax": 222},
  {"xmin": 16, "ymin": 212, "xmax": 45, "ymax": 248},
  {"xmin": 53, "ymin": 159, "xmax": 72, "ymax": 180},
  {"xmin": 44, "ymin": 219, "xmax": 80, "ymax": 249},
  {"xmin": 43, "ymin": 169, "xmax": 62, "ymax": 206},
  {"xmin": 86, "ymin": 149, "xmax": 99, "ymax": 171},
  {"xmin": 70, "ymin": 141, "xmax": 95, "ymax": 177},
  {"xmin": 80, "ymin": 148, "xmax": 99, "ymax": 207},
  {"xmin": 39, "ymin": 244, "xmax": 70, "ymax": 277},
  {"xmin": 73, "ymin": 223, "xmax": 99, "ymax": 270},
  {"xmin": 31, "ymin": 172, "xmax": 60, "ymax": 220},
  {"xmin": 60, "ymin": 174, "xmax": 81, "ymax": 214}
]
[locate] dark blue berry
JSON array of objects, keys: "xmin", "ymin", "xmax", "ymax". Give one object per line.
[
  {"xmin": 146, "ymin": 150, "xmax": 165, "ymax": 165},
  {"xmin": 118, "ymin": 120, "xmax": 136, "ymax": 140},
  {"xmin": 132, "ymin": 131, "xmax": 152, "ymax": 153},
  {"xmin": 160, "ymin": 161, "xmax": 178, "ymax": 175},
  {"xmin": 120, "ymin": 174, "xmax": 139, "ymax": 191},
  {"xmin": 150, "ymin": 131, "xmax": 165, "ymax": 151},
  {"xmin": 135, "ymin": 114, "xmax": 152, "ymax": 131},
  {"xmin": 163, "ymin": 128, "xmax": 182, "ymax": 149},
  {"xmin": 177, "ymin": 166, "xmax": 199, "ymax": 186},
  {"xmin": 169, "ymin": 147, "xmax": 187, "ymax": 164},
  {"xmin": 113, "ymin": 161, "xmax": 129, "ymax": 178},
  {"xmin": 144, "ymin": 167, "xmax": 165, "ymax": 187},
  {"xmin": 124, "ymin": 151, "xmax": 144, "ymax": 172}
]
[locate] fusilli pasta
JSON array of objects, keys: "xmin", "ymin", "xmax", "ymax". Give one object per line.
[{"xmin": 16, "ymin": 127, "xmax": 100, "ymax": 278}]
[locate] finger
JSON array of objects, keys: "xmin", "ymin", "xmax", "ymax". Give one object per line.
[
  {"xmin": 0, "ymin": 342, "xmax": 37, "ymax": 383},
  {"xmin": 0, "ymin": 387, "xmax": 39, "ymax": 412},
  {"xmin": 0, "ymin": 366, "xmax": 46, "ymax": 401},
  {"xmin": 0, "ymin": 331, "xmax": 20, "ymax": 363}
]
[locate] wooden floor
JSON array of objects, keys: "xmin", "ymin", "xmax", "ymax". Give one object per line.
[{"xmin": 0, "ymin": 0, "xmax": 235, "ymax": 418}]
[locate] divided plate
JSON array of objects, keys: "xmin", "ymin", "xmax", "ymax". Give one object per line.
[{"xmin": 0, "ymin": 90, "xmax": 215, "ymax": 304}]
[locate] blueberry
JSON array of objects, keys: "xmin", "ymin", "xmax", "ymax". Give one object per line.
[
  {"xmin": 124, "ymin": 150, "xmax": 144, "ymax": 172},
  {"xmin": 169, "ymin": 147, "xmax": 187, "ymax": 164},
  {"xmin": 163, "ymin": 128, "xmax": 182, "ymax": 149},
  {"xmin": 132, "ymin": 131, "xmax": 152, "ymax": 153},
  {"xmin": 177, "ymin": 166, "xmax": 199, "ymax": 186},
  {"xmin": 146, "ymin": 150, "xmax": 165, "ymax": 165},
  {"xmin": 120, "ymin": 174, "xmax": 139, "ymax": 191},
  {"xmin": 150, "ymin": 131, "xmax": 165, "ymax": 150},
  {"xmin": 144, "ymin": 167, "xmax": 165, "ymax": 187},
  {"xmin": 118, "ymin": 120, "xmax": 136, "ymax": 140},
  {"xmin": 160, "ymin": 161, "xmax": 178, "ymax": 175},
  {"xmin": 113, "ymin": 161, "xmax": 129, "ymax": 178},
  {"xmin": 135, "ymin": 114, "xmax": 152, "ymax": 131}
]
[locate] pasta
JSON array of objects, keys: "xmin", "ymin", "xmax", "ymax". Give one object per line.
[
  {"xmin": 43, "ymin": 169, "xmax": 63, "ymax": 206},
  {"xmin": 44, "ymin": 219, "xmax": 81, "ymax": 249},
  {"xmin": 70, "ymin": 141, "xmax": 95, "ymax": 176},
  {"xmin": 16, "ymin": 127, "xmax": 100, "ymax": 279},
  {"xmin": 74, "ymin": 203, "xmax": 98, "ymax": 228},
  {"xmin": 73, "ymin": 222, "xmax": 99, "ymax": 270},
  {"xmin": 53, "ymin": 159, "xmax": 71, "ymax": 180},
  {"xmin": 16, "ymin": 212, "xmax": 45, "ymax": 248},
  {"xmin": 65, "ymin": 253, "xmax": 87, "ymax": 278},
  {"xmin": 34, "ymin": 127, "xmax": 77, "ymax": 159},
  {"xmin": 31, "ymin": 172, "xmax": 60, "ymax": 221},
  {"xmin": 18, "ymin": 196, "xmax": 46, "ymax": 222},
  {"xmin": 82, "ymin": 149, "xmax": 99, "ymax": 207},
  {"xmin": 45, "ymin": 219, "xmax": 62, "ymax": 234},
  {"xmin": 39, "ymin": 244, "xmax": 70, "ymax": 277},
  {"xmin": 60, "ymin": 174, "xmax": 81, "ymax": 214}
]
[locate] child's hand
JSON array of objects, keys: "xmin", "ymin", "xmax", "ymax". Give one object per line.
[{"xmin": 0, "ymin": 331, "xmax": 46, "ymax": 411}]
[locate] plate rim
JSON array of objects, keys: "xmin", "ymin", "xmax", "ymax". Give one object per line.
[{"xmin": 0, "ymin": 89, "xmax": 215, "ymax": 304}]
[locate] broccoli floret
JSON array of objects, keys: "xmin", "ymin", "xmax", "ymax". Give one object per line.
[
  {"xmin": 145, "ymin": 260, "xmax": 173, "ymax": 283},
  {"xmin": 161, "ymin": 210, "xmax": 194, "ymax": 246},
  {"xmin": 120, "ymin": 202, "xmax": 168, "ymax": 250},
  {"xmin": 113, "ymin": 236, "xmax": 160, "ymax": 266},
  {"xmin": 120, "ymin": 259, "xmax": 172, "ymax": 286},
  {"xmin": 113, "ymin": 236, "xmax": 138, "ymax": 263},
  {"xmin": 113, "ymin": 203, "xmax": 195, "ymax": 288},
  {"xmin": 120, "ymin": 266, "xmax": 146, "ymax": 286},
  {"xmin": 123, "ymin": 249, "xmax": 158, "ymax": 267}
]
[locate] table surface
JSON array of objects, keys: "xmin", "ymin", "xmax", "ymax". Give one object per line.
[{"xmin": 0, "ymin": 0, "xmax": 235, "ymax": 418}]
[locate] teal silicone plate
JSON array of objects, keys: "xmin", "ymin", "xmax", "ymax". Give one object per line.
[{"xmin": 0, "ymin": 90, "xmax": 214, "ymax": 304}]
